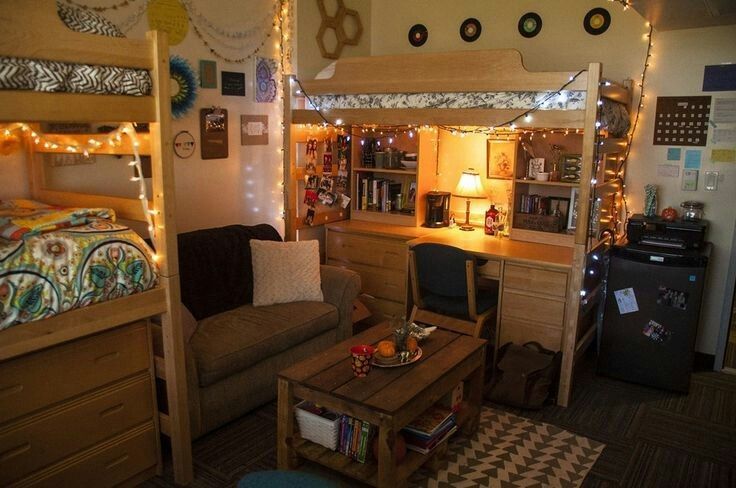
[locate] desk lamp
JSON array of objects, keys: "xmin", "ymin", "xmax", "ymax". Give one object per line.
[{"xmin": 452, "ymin": 168, "xmax": 487, "ymax": 231}]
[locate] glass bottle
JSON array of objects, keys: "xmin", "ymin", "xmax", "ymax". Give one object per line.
[{"xmin": 485, "ymin": 205, "xmax": 499, "ymax": 235}]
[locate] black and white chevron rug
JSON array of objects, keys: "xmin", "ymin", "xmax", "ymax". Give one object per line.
[{"xmin": 410, "ymin": 409, "xmax": 605, "ymax": 488}]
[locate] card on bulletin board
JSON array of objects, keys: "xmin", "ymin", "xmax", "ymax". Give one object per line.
[
  {"xmin": 241, "ymin": 115, "xmax": 269, "ymax": 145},
  {"xmin": 221, "ymin": 71, "xmax": 245, "ymax": 96},
  {"xmin": 200, "ymin": 108, "xmax": 228, "ymax": 159}
]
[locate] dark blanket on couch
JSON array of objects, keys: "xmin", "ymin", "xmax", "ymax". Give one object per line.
[{"xmin": 177, "ymin": 224, "xmax": 282, "ymax": 321}]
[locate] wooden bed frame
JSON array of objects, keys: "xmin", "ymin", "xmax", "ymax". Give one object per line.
[
  {"xmin": 285, "ymin": 49, "xmax": 632, "ymax": 406},
  {"xmin": 0, "ymin": 0, "xmax": 192, "ymax": 483}
]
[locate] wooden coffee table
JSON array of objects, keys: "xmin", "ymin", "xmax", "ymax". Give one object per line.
[{"xmin": 277, "ymin": 323, "xmax": 486, "ymax": 488}]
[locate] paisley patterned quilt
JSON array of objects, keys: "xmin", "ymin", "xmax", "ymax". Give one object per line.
[{"xmin": 0, "ymin": 204, "xmax": 159, "ymax": 330}]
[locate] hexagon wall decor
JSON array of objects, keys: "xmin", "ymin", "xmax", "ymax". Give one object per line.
[{"xmin": 316, "ymin": 0, "xmax": 363, "ymax": 59}]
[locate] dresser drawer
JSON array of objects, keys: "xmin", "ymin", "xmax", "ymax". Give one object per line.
[
  {"xmin": 501, "ymin": 289, "xmax": 565, "ymax": 327},
  {"xmin": 499, "ymin": 316, "xmax": 563, "ymax": 351},
  {"xmin": 11, "ymin": 423, "xmax": 157, "ymax": 488},
  {"xmin": 328, "ymin": 260, "xmax": 406, "ymax": 303},
  {"xmin": 0, "ymin": 374, "xmax": 153, "ymax": 485},
  {"xmin": 326, "ymin": 231, "xmax": 407, "ymax": 271},
  {"xmin": 477, "ymin": 259, "xmax": 501, "ymax": 279},
  {"xmin": 504, "ymin": 263, "xmax": 568, "ymax": 298},
  {"xmin": 359, "ymin": 295, "xmax": 406, "ymax": 323},
  {"xmin": 0, "ymin": 321, "xmax": 150, "ymax": 423}
]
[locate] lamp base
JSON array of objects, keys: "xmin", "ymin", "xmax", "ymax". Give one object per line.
[{"xmin": 459, "ymin": 224, "xmax": 475, "ymax": 231}]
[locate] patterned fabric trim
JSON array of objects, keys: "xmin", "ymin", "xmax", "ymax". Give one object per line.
[{"xmin": 309, "ymin": 91, "xmax": 587, "ymax": 111}]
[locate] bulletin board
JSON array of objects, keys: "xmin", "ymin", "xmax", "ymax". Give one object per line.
[{"xmin": 653, "ymin": 96, "xmax": 711, "ymax": 147}]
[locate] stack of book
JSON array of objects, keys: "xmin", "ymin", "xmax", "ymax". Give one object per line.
[
  {"xmin": 401, "ymin": 405, "xmax": 457, "ymax": 454},
  {"xmin": 338, "ymin": 415, "xmax": 375, "ymax": 463},
  {"xmin": 518, "ymin": 194, "xmax": 551, "ymax": 215},
  {"xmin": 356, "ymin": 176, "xmax": 403, "ymax": 212}
]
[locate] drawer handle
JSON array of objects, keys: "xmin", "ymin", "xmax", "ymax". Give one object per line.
[
  {"xmin": 99, "ymin": 403, "xmax": 125, "ymax": 418},
  {"xmin": 94, "ymin": 351, "xmax": 121, "ymax": 363},
  {"xmin": 105, "ymin": 453, "xmax": 130, "ymax": 469},
  {"xmin": 0, "ymin": 442, "xmax": 30, "ymax": 463},
  {"xmin": 0, "ymin": 384, "xmax": 23, "ymax": 399}
]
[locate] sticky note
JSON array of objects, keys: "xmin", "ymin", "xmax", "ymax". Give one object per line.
[
  {"xmin": 684, "ymin": 150, "xmax": 702, "ymax": 169},
  {"xmin": 667, "ymin": 148, "xmax": 681, "ymax": 160},
  {"xmin": 712, "ymin": 149, "xmax": 736, "ymax": 163}
]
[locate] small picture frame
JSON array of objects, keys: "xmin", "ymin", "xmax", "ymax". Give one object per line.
[
  {"xmin": 527, "ymin": 158, "xmax": 545, "ymax": 179},
  {"xmin": 486, "ymin": 138, "xmax": 517, "ymax": 179},
  {"xmin": 549, "ymin": 196, "xmax": 571, "ymax": 228},
  {"xmin": 567, "ymin": 188, "xmax": 580, "ymax": 230}
]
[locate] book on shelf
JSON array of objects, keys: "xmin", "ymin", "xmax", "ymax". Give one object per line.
[
  {"xmin": 401, "ymin": 404, "xmax": 457, "ymax": 455},
  {"xmin": 338, "ymin": 414, "xmax": 375, "ymax": 463},
  {"xmin": 404, "ymin": 425, "xmax": 458, "ymax": 455}
]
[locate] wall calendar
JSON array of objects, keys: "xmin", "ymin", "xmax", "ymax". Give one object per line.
[{"xmin": 653, "ymin": 96, "xmax": 711, "ymax": 147}]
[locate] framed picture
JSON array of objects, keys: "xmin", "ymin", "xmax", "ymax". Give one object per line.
[
  {"xmin": 527, "ymin": 158, "xmax": 545, "ymax": 179},
  {"xmin": 567, "ymin": 188, "xmax": 580, "ymax": 230},
  {"xmin": 549, "ymin": 196, "xmax": 571, "ymax": 228},
  {"xmin": 486, "ymin": 138, "xmax": 517, "ymax": 179}
]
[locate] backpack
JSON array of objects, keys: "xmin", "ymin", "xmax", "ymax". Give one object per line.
[{"xmin": 487, "ymin": 342, "xmax": 562, "ymax": 409}]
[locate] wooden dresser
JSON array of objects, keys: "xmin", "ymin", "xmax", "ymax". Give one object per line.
[
  {"xmin": 0, "ymin": 321, "xmax": 160, "ymax": 487},
  {"xmin": 326, "ymin": 221, "xmax": 431, "ymax": 324}
]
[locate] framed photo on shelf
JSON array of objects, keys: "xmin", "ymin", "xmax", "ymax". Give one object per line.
[
  {"xmin": 486, "ymin": 138, "xmax": 517, "ymax": 179},
  {"xmin": 567, "ymin": 188, "xmax": 580, "ymax": 230},
  {"xmin": 549, "ymin": 196, "xmax": 571, "ymax": 229}
]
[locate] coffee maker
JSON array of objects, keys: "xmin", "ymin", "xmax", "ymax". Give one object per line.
[{"xmin": 424, "ymin": 191, "xmax": 451, "ymax": 227}]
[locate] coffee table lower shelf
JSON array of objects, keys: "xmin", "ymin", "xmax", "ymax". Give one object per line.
[{"xmin": 291, "ymin": 402, "xmax": 479, "ymax": 487}]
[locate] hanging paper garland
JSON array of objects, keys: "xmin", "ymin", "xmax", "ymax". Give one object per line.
[
  {"xmin": 518, "ymin": 12, "xmax": 542, "ymax": 38},
  {"xmin": 408, "ymin": 24, "xmax": 428, "ymax": 47},
  {"xmin": 169, "ymin": 55, "xmax": 198, "ymax": 119},
  {"xmin": 584, "ymin": 8, "xmax": 611, "ymax": 36},
  {"xmin": 459, "ymin": 18, "xmax": 482, "ymax": 43}
]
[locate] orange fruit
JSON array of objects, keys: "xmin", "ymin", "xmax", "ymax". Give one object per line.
[
  {"xmin": 377, "ymin": 340, "xmax": 396, "ymax": 358},
  {"xmin": 406, "ymin": 336, "xmax": 418, "ymax": 354}
]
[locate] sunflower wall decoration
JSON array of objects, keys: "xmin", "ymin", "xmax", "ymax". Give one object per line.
[{"xmin": 170, "ymin": 55, "xmax": 198, "ymax": 119}]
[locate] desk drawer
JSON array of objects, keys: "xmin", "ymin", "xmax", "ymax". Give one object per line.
[
  {"xmin": 328, "ymin": 260, "xmax": 406, "ymax": 303},
  {"xmin": 477, "ymin": 259, "xmax": 501, "ymax": 279},
  {"xmin": 499, "ymin": 316, "xmax": 562, "ymax": 351},
  {"xmin": 0, "ymin": 374, "xmax": 153, "ymax": 485},
  {"xmin": 504, "ymin": 263, "xmax": 568, "ymax": 298},
  {"xmin": 501, "ymin": 290, "xmax": 565, "ymax": 327},
  {"xmin": 326, "ymin": 232, "xmax": 407, "ymax": 271},
  {"xmin": 0, "ymin": 321, "xmax": 149, "ymax": 423},
  {"xmin": 12, "ymin": 423, "xmax": 157, "ymax": 488}
]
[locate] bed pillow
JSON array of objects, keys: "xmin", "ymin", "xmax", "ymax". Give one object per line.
[{"xmin": 250, "ymin": 240, "xmax": 323, "ymax": 306}]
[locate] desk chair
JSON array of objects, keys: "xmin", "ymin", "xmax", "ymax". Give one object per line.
[{"xmin": 408, "ymin": 243, "xmax": 498, "ymax": 340}]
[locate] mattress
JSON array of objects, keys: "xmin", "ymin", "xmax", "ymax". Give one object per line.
[
  {"xmin": 0, "ymin": 200, "xmax": 159, "ymax": 330},
  {"xmin": 0, "ymin": 2, "xmax": 151, "ymax": 96}
]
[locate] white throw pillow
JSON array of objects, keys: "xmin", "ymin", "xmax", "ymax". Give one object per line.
[{"xmin": 250, "ymin": 239, "xmax": 323, "ymax": 306}]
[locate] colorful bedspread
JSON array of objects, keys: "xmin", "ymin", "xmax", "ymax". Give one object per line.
[{"xmin": 0, "ymin": 201, "xmax": 159, "ymax": 330}]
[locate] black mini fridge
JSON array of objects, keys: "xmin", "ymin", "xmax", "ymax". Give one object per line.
[{"xmin": 598, "ymin": 242, "xmax": 710, "ymax": 392}]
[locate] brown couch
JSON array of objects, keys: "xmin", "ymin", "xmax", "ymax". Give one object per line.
[{"xmin": 177, "ymin": 224, "xmax": 360, "ymax": 438}]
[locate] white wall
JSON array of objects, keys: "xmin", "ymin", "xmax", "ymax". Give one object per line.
[{"xmin": 0, "ymin": 152, "xmax": 28, "ymax": 200}]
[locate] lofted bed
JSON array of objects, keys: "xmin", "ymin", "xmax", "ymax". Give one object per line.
[
  {"xmin": 0, "ymin": 0, "xmax": 192, "ymax": 485},
  {"xmin": 285, "ymin": 49, "xmax": 632, "ymax": 406}
]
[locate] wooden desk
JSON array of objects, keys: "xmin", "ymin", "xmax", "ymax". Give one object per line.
[{"xmin": 326, "ymin": 221, "xmax": 578, "ymax": 406}]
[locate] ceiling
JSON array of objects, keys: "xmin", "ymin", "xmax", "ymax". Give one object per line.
[{"xmin": 632, "ymin": 0, "xmax": 736, "ymax": 31}]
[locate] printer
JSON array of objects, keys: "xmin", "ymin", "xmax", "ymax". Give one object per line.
[{"xmin": 626, "ymin": 214, "xmax": 707, "ymax": 250}]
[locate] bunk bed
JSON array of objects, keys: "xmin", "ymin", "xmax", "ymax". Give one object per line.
[
  {"xmin": 284, "ymin": 49, "xmax": 632, "ymax": 406},
  {"xmin": 0, "ymin": 0, "xmax": 192, "ymax": 485}
]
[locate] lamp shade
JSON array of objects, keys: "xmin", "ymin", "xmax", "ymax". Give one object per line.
[{"xmin": 453, "ymin": 168, "xmax": 487, "ymax": 199}]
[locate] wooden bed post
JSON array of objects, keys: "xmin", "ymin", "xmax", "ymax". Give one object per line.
[
  {"xmin": 558, "ymin": 62, "xmax": 602, "ymax": 407},
  {"xmin": 283, "ymin": 74, "xmax": 295, "ymax": 241},
  {"xmin": 147, "ymin": 30, "xmax": 193, "ymax": 484}
]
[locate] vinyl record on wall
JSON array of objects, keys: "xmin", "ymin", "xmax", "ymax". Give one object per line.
[
  {"xmin": 584, "ymin": 8, "xmax": 611, "ymax": 35},
  {"xmin": 408, "ymin": 24, "xmax": 428, "ymax": 47},
  {"xmin": 518, "ymin": 12, "xmax": 542, "ymax": 38},
  {"xmin": 460, "ymin": 18, "xmax": 482, "ymax": 42}
]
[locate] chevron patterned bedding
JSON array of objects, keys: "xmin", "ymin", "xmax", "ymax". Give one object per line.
[
  {"xmin": 0, "ymin": 200, "xmax": 159, "ymax": 330},
  {"xmin": 0, "ymin": 2, "xmax": 151, "ymax": 96}
]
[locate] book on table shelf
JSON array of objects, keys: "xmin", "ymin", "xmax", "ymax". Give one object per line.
[
  {"xmin": 338, "ymin": 414, "xmax": 375, "ymax": 463},
  {"xmin": 401, "ymin": 404, "xmax": 457, "ymax": 455},
  {"xmin": 356, "ymin": 175, "xmax": 404, "ymax": 212}
]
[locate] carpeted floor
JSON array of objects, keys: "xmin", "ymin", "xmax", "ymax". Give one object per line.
[{"xmin": 142, "ymin": 357, "xmax": 736, "ymax": 488}]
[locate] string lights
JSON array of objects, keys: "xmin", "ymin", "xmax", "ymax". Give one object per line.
[{"xmin": 1, "ymin": 122, "xmax": 157, "ymax": 239}]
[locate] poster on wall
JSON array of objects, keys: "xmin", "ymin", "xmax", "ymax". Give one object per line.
[
  {"xmin": 255, "ymin": 57, "xmax": 278, "ymax": 103},
  {"xmin": 653, "ymin": 96, "xmax": 711, "ymax": 147},
  {"xmin": 199, "ymin": 60, "xmax": 217, "ymax": 89},
  {"xmin": 199, "ymin": 107, "xmax": 228, "ymax": 159},
  {"xmin": 221, "ymin": 71, "xmax": 245, "ymax": 97},
  {"xmin": 240, "ymin": 115, "xmax": 268, "ymax": 145}
]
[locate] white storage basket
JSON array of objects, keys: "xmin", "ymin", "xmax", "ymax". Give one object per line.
[{"xmin": 295, "ymin": 401, "xmax": 340, "ymax": 450}]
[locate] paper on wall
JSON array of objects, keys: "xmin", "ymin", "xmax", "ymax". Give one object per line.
[
  {"xmin": 712, "ymin": 128, "xmax": 736, "ymax": 144},
  {"xmin": 657, "ymin": 164, "xmax": 680, "ymax": 177},
  {"xmin": 614, "ymin": 288, "xmax": 639, "ymax": 315},
  {"xmin": 712, "ymin": 98, "xmax": 736, "ymax": 123},
  {"xmin": 684, "ymin": 149, "xmax": 702, "ymax": 169},
  {"xmin": 712, "ymin": 149, "xmax": 736, "ymax": 163}
]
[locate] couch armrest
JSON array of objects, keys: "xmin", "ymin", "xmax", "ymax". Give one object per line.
[{"xmin": 321, "ymin": 264, "xmax": 361, "ymax": 341}]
